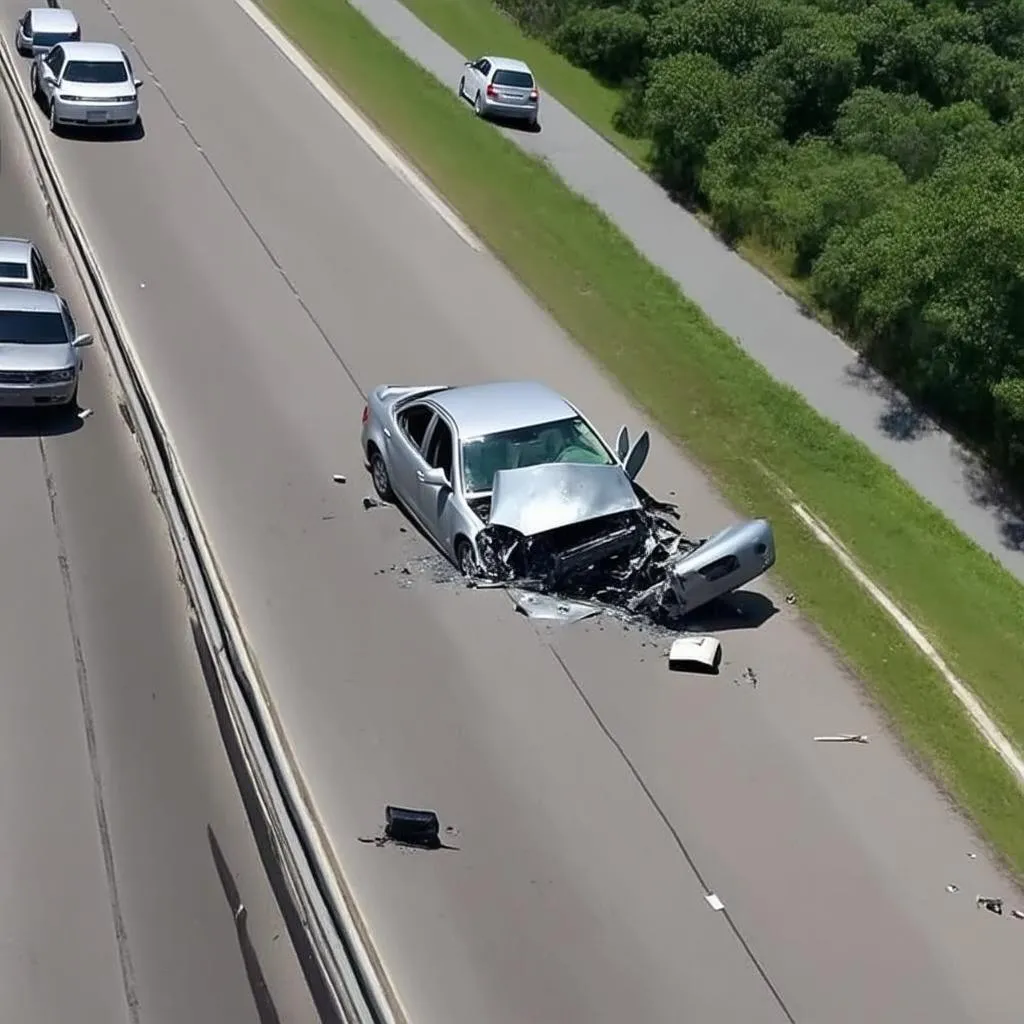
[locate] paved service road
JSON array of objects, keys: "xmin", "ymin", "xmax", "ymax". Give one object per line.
[
  {"xmin": 3, "ymin": 0, "xmax": 1023, "ymax": 1020},
  {"xmin": 350, "ymin": 0, "xmax": 1024, "ymax": 584},
  {"xmin": 0, "ymin": 88, "xmax": 319, "ymax": 1023}
]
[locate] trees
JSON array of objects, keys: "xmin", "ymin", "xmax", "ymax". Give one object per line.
[{"xmin": 497, "ymin": 0, "xmax": 1024, "ymax": 479}]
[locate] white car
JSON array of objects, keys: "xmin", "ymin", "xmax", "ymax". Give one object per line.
[
  {"xmin": 14, "ymin": 7, "xmax": 80, "ymax": 58},
  {"xmin": 459, "ymin": 55, "xmax": 539, "ymax": 127},
  {"xmin": 31, "ymin": 41, "xmax": 142, "ymax": 134}
]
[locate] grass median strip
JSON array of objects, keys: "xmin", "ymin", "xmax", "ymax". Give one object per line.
[{"xmin": 262, "ymin": 0, "xmax": 1024, "ymax": 873}]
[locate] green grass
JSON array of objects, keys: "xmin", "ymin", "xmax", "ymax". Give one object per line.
[
  {"xmin": 263, "ymin": 0, "xmax": 1024, "ymax": 873},
  {"xmin": 387, "ymin": 0, "xmax": 841, "ymax": 322},
  {"xmin": 396, "ymin": 0, "xmax": 651, "ymax": 165}
]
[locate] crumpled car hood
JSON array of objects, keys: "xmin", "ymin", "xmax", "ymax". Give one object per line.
[{"xmin": 487, "ymin": 463, "xmax": 642, "ymax": 537}]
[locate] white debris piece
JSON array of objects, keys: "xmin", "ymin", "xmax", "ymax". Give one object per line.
[
  {"xmin": 813, "ymin": 734, "xmax": 869, "ymax": 744},
  {"xmin": 705, "ymin": 893, "xmax": 725, "ymax": 911},
  {"xmin": 77, "ymin": 407, "xmax": 93, "ymax": 421},
  {"xmin": 668, "ymin": 635, "xmax": 722, "ymax": 673},
  {"xmin": 332, "ymin": 474, "xmax": 346, "ymax": 483}
]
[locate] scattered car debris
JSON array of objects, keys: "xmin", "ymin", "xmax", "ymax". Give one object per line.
[
  {"xmin": 785, "ymin": 593, "xmax": 796, "ymax": 605},
  {"xmin": 736, "ymin": 665, "xmax": 759, "ymax": 688},
  {"xmin": 509, "ymin": 588, "xmax": 603, "ymax": 623},
  {"xmin": 667, "ymin": 635, "xmax": 722, "ymax": 674},
  {"xmin": 977, "ymin": 895, "xmax": 1004, "ymax": 915},
  {"xmin": 359, "ymin": 382, "xmax": 778, "ymax": 627},
  {"xmin": 1012, "ymin": 909, "xmax": 1024, "ymax": 920},
  {"xmin": 475, "ymin": 463, "xmax": 776, "ymax": 627},
  {"xmin": 946, "ymin": 884, "xmax": 959, "ymax": 893},
  {"xmin": 363, "ymin": 495, "xmax": 387, "ymax": 510},
  {"xmin": 967, "ymin": 852, "xmax": 978, "ymax": 859},
  {"xmin": 705, "ymin": 893, "xmax": 725, "ymax": 911},
  {"xmin": 814, "ymin": 734, "xmax": 870, "ymax": 744},
  {"xmin": 332, "ymin": 473, "xmax": 346, "ymax": 484},
  {"xmin": 77, "ymin": 407, "xmax": 93, "ymax": 421}
]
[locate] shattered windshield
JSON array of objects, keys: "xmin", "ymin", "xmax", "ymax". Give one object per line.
[{"xmin": 461, "ymin": 415, "xmax": 615, "ymax": 494}]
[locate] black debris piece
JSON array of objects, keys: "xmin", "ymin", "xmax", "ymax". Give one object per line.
[
  {"xmin": 385, "ymin": 805, "xmax": 441, "ymax": 849},
  {"xmin": 363, "ymin": 496, "xmax": 386, "ymax": 510},
  {"xmin": 977, "ymin": 895, "xmax": 1004, "ymax": 915}
]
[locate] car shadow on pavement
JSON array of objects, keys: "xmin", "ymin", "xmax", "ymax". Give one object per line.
[
  {"xmin": 0, "ymin": 405, "xmax": 84, "ymax": 437},
  {"xmin": 683, "ymin": 590, "xmax": 779, "ymax": 632},
  {"xmin": 53, "ymin": 117, "xmax": 146, "ymax": 143},
  {"xmin": 492, "ymin": 113, "xmax": 542, "ymax": 134}
]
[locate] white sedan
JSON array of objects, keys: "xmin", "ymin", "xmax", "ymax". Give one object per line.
[{"xmin": 31, "ymin": 40, "xmax": 142, "ymax": 134}]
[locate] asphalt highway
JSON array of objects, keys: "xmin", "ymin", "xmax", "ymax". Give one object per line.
[
  {"xmin": 0, "ymin": 84, "xmax": 319, "ymax": 1023},
  {"xmin": 352, "ymin": 0, "xmax": 1024, "ymax": 582},
  {"xmin": 4, "ymin": 0, "xmax": 1024, "ymax": 1020}
]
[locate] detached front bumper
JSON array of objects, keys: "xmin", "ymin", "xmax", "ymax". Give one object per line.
[{"xmin": 53, "ymin": 97, "xmax": 138, "ymax": 127}]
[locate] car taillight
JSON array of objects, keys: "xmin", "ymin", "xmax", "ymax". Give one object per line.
[
  {"xmin": 361, "ymin": 404, "xmax": 369, "ymax": 424},
  {"xmin": 529, "ymin": 89, "xmax": 539, "ymax": 101},
  {"xmin": 486, "ymin": 83, "xmax": 499, "ymax": 98}
]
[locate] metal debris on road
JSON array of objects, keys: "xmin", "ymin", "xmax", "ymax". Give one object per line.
[
  {"xmin": 509, "ymin": 589, "xmax": 603, "ymax": 624},
  {"xmin": 332, "ymin": 473, "xmax": 346, "ymax": 484},
  {"xmin": 1012, "ymin": 910, "xmax": 1024, "ymax": 920},
  {"xmin": 946, "ymin": 884, "xmax": 959, "ymax": 893},
  {"xmin": 472, "ymin": 462, "xmax": 777, "ymax": 627},
  {"xmin": 977, "ymin": 895, "xmax": 1004, "ymax": 915},
  {"xmin": 785, "ymin": 593, "xmax": 796, "ymax": 605},
  {"xmin": 363, "ymin": 495, "xmax": 387, "ymax": 510},
  {"xmin": 967, "ymin": 852, "xmax": 978, "ymax": 859},
  {"xmin": 814, "ymin": 734, "xmax": 870, "ymax": 744},
  {"xmin": 667, "ymin": 635, "xmax": 722, "ymax": 673},
  {"xmin": 77, "ymin": 407, "xmax": 93, "ymax": 421},
  {"xmin": 736, "ymin": 666, "xmax": 759, "ymax": 688},
  {"xmin": 705, "ymin": 893, "xmax": 725, "ymax": 911}
]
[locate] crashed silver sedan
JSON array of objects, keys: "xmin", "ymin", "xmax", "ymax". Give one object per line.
[{"xmin": 360, "ymin": 380, "xmax": 776, "ymax": 622}]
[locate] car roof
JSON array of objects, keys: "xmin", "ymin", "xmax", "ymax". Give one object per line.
[
  {"xmin": 428, "ymin": 381, "xmax": 578, "ymax": 439},
  {"xmin": 28, "ymin": 8, "xmax": 79, "ymax": 31},
  {"xmin": 58, "ymin": 41, "xmax": 124, "ymax": 61},
  {"xmin": 0, "ymin": 286, "xmax": 61, "ymax": 312},
  {"xmin": 483, "ymin": 56, "xmax": 533, "ymax": 74},
  {"xmin": 0, "ymin": 238, "xmax": 32, "ymax": 263}
]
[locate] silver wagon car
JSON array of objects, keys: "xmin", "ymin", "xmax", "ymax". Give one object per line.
[
  {"xmin": 0, "ymin": 286, "xmax": 92, "ymax": 408},
  {"xmin": 360, "ymin": 380, "xmax": 776, "ymax": 621},
  {"xmin": 459, "ymin": 56, "xmax": 539, "ymax": 126},
  {"xmin": 14, "ymin": 7, "xmax": 80, "ymax": 58}
]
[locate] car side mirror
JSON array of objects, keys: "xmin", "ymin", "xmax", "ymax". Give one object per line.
[
  {"xmin": 417, "ymin": 466, "xmax": 449, "ymax": 488},
  {"xmin": 72, "ymin": 333, "xmax": 93, "ymax": 348},
  {"xmin": 133, "ymin": 78, "xmax": 143, "ymax": 88}
]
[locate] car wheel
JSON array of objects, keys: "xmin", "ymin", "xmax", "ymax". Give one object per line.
[
  {"xmin": 455, "ymin": 538, "xmax": 478, "ymax": 577},
  {"xmin": 474, "ymin": 91, "xmax": 484, "ymax": 117},
  {"xmin": 48, "ymin": 101, "xmax": 58, "ymax": 134},
  {"xmin": 369, "ymin": 448, "xmax": 394, "ymax": 501},
  {"xmin": 458, "ymin": 76, "xmax": 465, "ymax": 99}
]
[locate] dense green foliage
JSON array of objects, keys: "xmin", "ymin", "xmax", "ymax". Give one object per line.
[{"xmin": 497, "ymin": 0, "xmax": 1024, "ymax": 478}]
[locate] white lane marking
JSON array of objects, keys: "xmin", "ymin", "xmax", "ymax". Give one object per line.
[
  {"xmin": 232, "ymin": 0, "xmax": 483, "ymax": 253},
  {"xmin": 790, "ymin": 501, "xmax": 1024, "ymax": 788}
]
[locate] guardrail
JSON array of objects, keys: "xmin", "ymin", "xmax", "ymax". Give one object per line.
[{"xmin": 0, "ymin": 32, "xmax": 401, "ymax": 1024}]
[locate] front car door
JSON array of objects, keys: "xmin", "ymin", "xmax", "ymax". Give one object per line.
[
  {"xmin": 59, "ymin": 299, "xmax": 81, "ymax": 370},
  {"xmin": 42, "ymin": 45, "xmax": 64, "ymax": 101},
  {"xmin": 474, "ymin": 59, "xmax": 490, "ymax": 98},
  {"xmin": 415, "ymin": 415, "xmax": 459, "ymax": 552}
]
